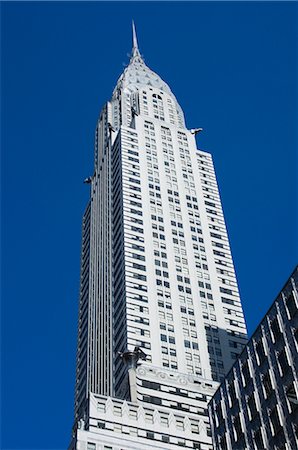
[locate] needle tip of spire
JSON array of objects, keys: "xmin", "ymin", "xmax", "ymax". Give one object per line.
[{"xmin": 132, "ymin": 20, "xmax": 139, "ymax": 51}]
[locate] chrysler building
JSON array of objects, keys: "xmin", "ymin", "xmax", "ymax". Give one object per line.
[{"xmin": 69, "ymin": 24, "xmax": 247, "ymax": 450}]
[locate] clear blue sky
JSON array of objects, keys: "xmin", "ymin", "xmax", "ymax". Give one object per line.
[{"xmin": 1, "ymin": 2, "xmax": 297, "ymax": 449}]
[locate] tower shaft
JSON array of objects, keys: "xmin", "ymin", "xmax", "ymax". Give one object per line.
[{"xmin": 71, "ymin": 24, "xmax": 247, "ymax": 450}]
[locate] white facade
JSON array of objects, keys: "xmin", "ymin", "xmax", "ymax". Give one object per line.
[
  {"xmin": 70, "ymin": 25, "xmax": 247, "ymax": 450},
  {"xmin": 74, "ymin": 366, "xmax": 219, "ymax": 450}
]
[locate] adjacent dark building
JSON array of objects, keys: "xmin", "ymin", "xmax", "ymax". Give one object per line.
[{"xmin": 208, "ymin": 266, "xmax": 298, "ymax": 450}]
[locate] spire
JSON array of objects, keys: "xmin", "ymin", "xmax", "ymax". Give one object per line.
[
  {"xmin": 132, "ymin": 21, "xmax": 138, "ymax": 52},
  {"xmin": 131, "ymin": 21, "xmax": 142, "ymax": 59}
]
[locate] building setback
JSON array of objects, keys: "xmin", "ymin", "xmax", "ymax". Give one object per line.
[
  {"xmin": 208, "ymin": 266, "xmax": 298, "ymax": 450},
  {"xmin": 69, "ymin": 24, "xmax": 247, "ymax": 450}
]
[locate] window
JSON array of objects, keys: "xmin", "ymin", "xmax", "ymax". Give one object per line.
[
  {"xmin": 255, "ymin": 339, "xmax": 266, "ymax": 365},
  {"xmin": 219, "ymin": 435, "xmax": 228, "ymax": 450},
  {"xmin": 160, "ymin": 414, "xmax": 169, "ymax": 426},
  {"xmin": 262, "ymin": 371, "xmax": 273, "ymax": 398},
  {"xmin": 184, "ymin": 340, "xmax": 190, "ymax": 348},
  {"xmin": 145, "ymin": 411, "xmax": 154, "ymax": 423},
  {"xmin": 233, "ymin": 414, "xmax": 242, "ymax": 441},
  {"xmin": 147, "ymin": 431, "xmax": 155, "ymax": 439},
  {"xmin": 129, "ymin": 408, "xmax": 137, "ymax": 419},
  {"xmin": 270, "ymin": 316, "xmax": 281, "ymax": 341},
  {"xmin": 241, "ymin": 362, "xmax": 251, "ymax": 386},
  {"xmin": 142, "ymin": 380, "xmax": 161, "ymax": 390},
  {"xmin": 97, "ymin": 402, "xmax": 106, "ymax": 413},
  {"xmin": 176, "ymin": 418, "xmax": 184, "ymax": 430},
  {"xmin": 253, "ymin": 429, "xmax": 265, "ymax": 449},
  {"xmin": 87, "ymin": 444, "xmax": 96, "ymax": 450},
  {"xmin": 247, "ymin": 393, "xmax": 258, "ymax": 420},
  {"xmin": 228, "ymin": 381, "xmax": 238, "ymax": 407},
  {"xmin": 277, "ymin": 348, "xmax": 290, "ymax": 376},
  {"xmin": 132, "ymin": 263, "xmax": 146, "ymax": 271},
  {"xmin": 113, "ymin": 405, "xmax": 122, "ymax": 416},
  {"xmin": 269, "ymin": 405, "xmax": 281, "ymax": 435},
  {"xmin": 294, "ymin": 327, "xmax": 298, "ymax": 346},
  {"xmin": 286, "ymin": 382, "xmax": 298, "ymax": 412},
  {"xmin": 285, "ymin": 291, "xmax": 297, "ymax": 319},
  {"xmin": 215, "ymin": 402, "xmax": 223, "ymax": 426}
]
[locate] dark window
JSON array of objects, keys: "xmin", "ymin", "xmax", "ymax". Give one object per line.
[
  {"xmin": 146, "ymin": 431, "xmax": 155, "ymax": 439},
  {"xmin": 278, "ymin": 348, "xmax": 290, "ymax": 376},
  {"xmin": 263, "ymin": 372, "xmax": 273, "ymax": 397},
  {"xmin": 129, "ymin": 177, "xmax": 140, "ymax": 184},
  {"xmin": 228, "ymin": 381, "xmax": 238, "ymax": 407},
  {"xmin": 215, "ymin": 402, "xmax": 223, "ymax": 426},
  {"xmin": 286, "ymin": 382, "xmax": 298, "ymax": 412},
  {"xmin": 248, "ymin": 393, "xmax": 258, "ymax": 419},
  {"xmin": 274, "ymin": 445, "xmax": 286, "ymax": 450},
  {"xmin": 222, "ymin": 297, "xmax": 235, "ymax": 305},
  {"xmin": 294, "ymin": 328, "xmax": 298, "ymax": 345},
  {"xmin": 256, "ymin": 339, "xmax": 266, "ymax": 365},
  {"xmin": 131, "ymin": 226, "xmax": 143, "ymax": 234},
  {"xmin": 143, "ymin": 395, "xmax": 161, "ymax": 405},
  {"xmin": 253, "ymin": 429, "xmax": 265, "ymax": 449},
  {"xmin": 219, "ymin": 435, "xmax": 227, "ymax": 450},
  {"xmin": 242, "ymin": 362, "xmax": 251, "ymax": 386},
  {"xmin": 133, "ymin": 273, "xmax": 146, "ymax": 281},
  {"xmin": 132, "ymin": 263, "xmax": 146, "ymax": 271},
  {"xmin": 285, "ymin": 291, "xmax": 297, "ymax": 319},
  {"xmin": 271, "ymin": 316, "xmax": 281, "ymax": 341},
  {"xmin": 270, "ymin": 405, "xmax": 281, "ymax": 435},
  {"xmin": 233, "ymin": 414, "xmax": 242, "ymax": 441},
  {"xmin": 142, "ymin": 380, "xmax": 160, "ymax": 390}
]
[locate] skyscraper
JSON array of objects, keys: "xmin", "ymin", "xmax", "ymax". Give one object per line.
[{"xmin": 69, "ymin": 24, "xmax": 247, "ymax": 450}]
